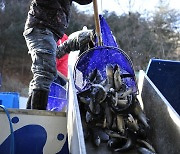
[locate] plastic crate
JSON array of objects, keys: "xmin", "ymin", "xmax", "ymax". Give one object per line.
[
  {"xmin": 47, "ymin": 82, "xmax": 67, "ymax": 112},
  {"xmin": 0, "ymin": 92, "xmax": 19, "ymax": 108}
]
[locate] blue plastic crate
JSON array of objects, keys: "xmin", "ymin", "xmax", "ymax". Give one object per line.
[
  {"xmin": 49, "ymin": 82, "xmax": 67, "ymax": 99},
  {"xmin": 47, "ymin": 82, "xmax": 67, "ymax": 112},
  {"xmin": 0, "ymin": 92, "xmax": 19, "ymax": 108},
  {"xmin": 47, "ymin": 96, "xmax": 67, "ymax": 111}
]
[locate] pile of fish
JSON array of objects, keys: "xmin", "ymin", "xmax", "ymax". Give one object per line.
[{"xmin": 77, "ymin": 64, "xmax": 156, "ymax": 154}]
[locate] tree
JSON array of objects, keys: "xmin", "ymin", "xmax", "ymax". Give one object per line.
[{"xmin": 151, "ymin": 0, "xmax": 180, "ymax": 59}]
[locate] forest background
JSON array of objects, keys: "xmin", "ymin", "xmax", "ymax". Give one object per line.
[{"xmin": 0, "ymin": 0, "xmax": 179, "ymax": 96}]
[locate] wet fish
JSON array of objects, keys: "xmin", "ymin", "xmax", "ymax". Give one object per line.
[
  {"xmin": 88, "ymin": 68, "xmax": 98, "ymax": 83},
  {"xmin": 112, "ymin": 95, "xmax": 128, "ymax": 108},
  {"xmin": 125, "ymin": 114, "xmax": 139, "ymax": 132},
  {"xmin": 86, "ymin": 111, "xmax": 93, "ymax": 123},
  {"xmin": 88, "ymin": 101, "xmax": 101, "ymax": 115},
  {"xmin": 105, "ymin": 130, "xmax": 125, "ymax": 139},
  {"xmin": 116, "ymin": 115, "xmax": 125, "ymax": 134},
  {"xmin": 110, "ymin": 96, "xmax": 132, "ymax": 114},
  {"xmin": 78, "ymin": 96, "xmax": 91, "ymax": 105},
  {"xmin": 90, "ymin": 127, "xmax": 101, "ymax": 146},
  {"xmin": 132, "ymin": 96, "xmax": 149, "ymax": 128},
  {"xmin": 137, "ymin": 139, "xmax": 156, "ymax": 153},
  {"xmin": 117, "ymin": 88, "xmax": 133, "ymax": 99},
  {"xmin": 95, "ymin": 69, "xmax": 104, "ymax": 84},
  {"xmin": 114, "ymin": 137, "xmax": 133, "ymax": 152},
  {"xmin": 77, "ymin": 87, "xmax": 92, "ymax": 97},
  {"xmin": 104, "ymin": 102, "xmax": 113, "ymax": 129},
  {"xmin": 106, "ymin": 64, "xmax": 114, "ymax": 87},
  {"xmin": 107, "ymin": 138, "xmax": 122, "ymax": 149},
  {"xmin": 113, "ymin": 64, "xmax": 122, "ymax": 91},
  {"xmin": 90, "ymin": 84, "xmax": 107, "ymax": 103},
  {"xmin": 95, "ymin": 128, "xmax": 109, "ymax": 142},
  {"xmin": 114, "ymin": 129, "xmax": 137, "ymax": 152},
  {"xmin": 88, "ymin": 69, "xmax": 103, "ymax": 84},
  {"xmin": 137, "ymin": 147, "xmax": 156, "ymax": 154}
]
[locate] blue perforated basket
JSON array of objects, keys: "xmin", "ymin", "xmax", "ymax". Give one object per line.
[{"xmin": 47, "ymin": 82, "xmax": 67, "ymax": 111}]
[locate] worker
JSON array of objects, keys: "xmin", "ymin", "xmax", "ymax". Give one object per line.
[{"xmin": 23, "ymin": 0, "xmax": 93, "ymax": 110}]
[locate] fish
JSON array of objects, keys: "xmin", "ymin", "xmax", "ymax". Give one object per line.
[
  {"xmin": 104, "ymin": 102, "xmax": 113, "ymax": 129},
  {"xmin": 105, "ymin": 129, "xmax": 127, "ymax": 139},
  {"xmin": 86, "ymin": 111, "xmax": 93, "ymax": 123},
  {"xmin": 90, "ymin": 127, "xmax": 101, "ymax": 147},
  {"xmin": 88, "ymin": 101, "xmax": 101, "ymax": 115},
  {"xmin": 78, "ymin": 96, "xmax": 92, "ymax": 105},
  {"xmin": 95, "ymin": 128, "xmax": 109, "ymax": 142},
  {"xmin": 125, "ymin": 114, "xmax": 139, "ymax": 132},
  {"xmin": 107, "ymin": 138, "xmax": 122, "ymax": 149},
  {"xmin": 113, "ymin": 64, "xmax": 122, "ymax": 91},
  {"xmin": 116, "ymin": 114, "xmax": 125, "ymax": 134},
  {"xmin": 105, "ymin": 64, "xmax": 114, "ymax": 87},
  {"xmin": 114, "ymin": 130, "xmax": 137, "ymax": 152},
  {"xmin": 117, "ymin": 88, "xmax": 133, "ymax": 99},
  {"xmin": 112, "ymin": 95, "xmax": 128, "ymax": 108},
  {"xmin": 110, "ymin": 96, "xmax": 132, "ymax": 115},
  {"xmin": 137, "ymin": 147, "xmax": 156, "ymax": 154},
  {"xmin": 95, "ymin": 69, "xmax": 103, "ymax": 84},
  {"xmin": 77, "ymin": 87, "xmax": 92, "ymax": 97},
  {"xmin": 88, "ymin": 68, "xmax": 98, "ymax": 83},
  {"xmin": 90, "ymin": 84, "xmax": 107, "ymax": 103},
  {"xmin": 131, "ymin": 95, "xmax": 149, "ymax": 128},
  {"xmin": 114, "ymin": 137, "xmax": 133, "ymax": 152},
  {"xmin": 137, "ymin": 139, "xmax": 156, "ymax": 153}
]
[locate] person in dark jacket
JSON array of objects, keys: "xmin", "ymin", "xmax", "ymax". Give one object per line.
[{"xmin": 24, "ymin": 0, "xmax": 92, "ymax": 110}]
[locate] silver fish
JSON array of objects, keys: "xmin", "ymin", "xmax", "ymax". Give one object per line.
[
  {"xmin": 137, "ymin": 139, "xmax": 156, "ymax": 153},
  {"xmin": 125, "ymin": 114, "xmax": 139, "ymax": 132},
  {"xmin": 117, "ymin": 88, "xmax": 133, "ymax": 99},
  {"xmin": 106, "ymin": 64, "xmax": 114, "ymax": 87},
  {"xmin": 114, "ymin": 137, "xmax": 133, "ymax": 152},
  {"xmin": 104, "ymin": 103, "xmax": 113, "ymax": 129},
  {"xmin": 107, "ymin": 138, "xmax": 122, "ymax": 149},
  {"xmin": 112, "ymin": 95, "xmax": 128, "ymax": 107},
  {"xmin": 138, "ymin": 147, "xmax": 156, "ymax": 154},
  {"xmin": 132, "ymin": 97, "xmax": 149, "ymax": 128},
  {"xmin": 110, "ymin": 96, "xmax": 132, "ymax": 114},
  {"xmin": 86, "ymin": 111, "xmax": 93, "ymax": 123},
  {"xmin": 91, "ymin": 84, "xmax": 107, "ymax": 103},
  {"xmin": 116, "ymin": 114, "xmax": 125, "ymax": 134},
  {"xmin": 113, "ymin": 64, "xmax": 122, "ymax": 91},
  {"xmin": 90, "ymin": 127, "xmax": 101, "ymax": 147},
  {"xmin": 105, "ymin": 130, "xmax": 127, "ymax": 139}
]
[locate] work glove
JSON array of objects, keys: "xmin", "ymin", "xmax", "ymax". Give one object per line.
[{"xmin": 56, "ymin": 27, "xmax": 95, "ymax": 59}]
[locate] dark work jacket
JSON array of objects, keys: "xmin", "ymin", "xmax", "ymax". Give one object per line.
[{"xmin": 24, "ymin": 0, "xmax": 92, "ymax": 38}]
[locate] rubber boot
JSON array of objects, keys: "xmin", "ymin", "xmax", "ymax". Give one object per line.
[
  {"xmin": 26, "ymin": 95, "xmax": 32, "ymax": 109},
  {"xmin": 31, "ymin": 90, "xmax": 49, "ymax": 110}
]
